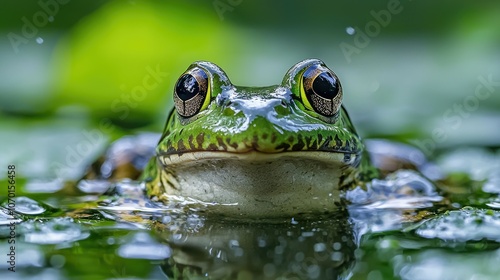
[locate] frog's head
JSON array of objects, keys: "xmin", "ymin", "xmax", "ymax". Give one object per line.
[
  {"xmin": 158, "ymin": 59, "xmax": 362, "ymax": 162},
  {"xmin": 152, "ymin": 59, "xmax": 365, "ymax": 216}
]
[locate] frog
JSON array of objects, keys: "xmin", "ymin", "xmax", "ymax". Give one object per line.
[
  {"xmin": 63, "ymin": 59, "xmax": 446, "ymax": 278},
  {"xmin": 136, "ymin": 59, "xmax": 383, "ymax": 217},
  {"xmin": 84, "ymin": 59, "xmax": 436, "ymax": 218}
]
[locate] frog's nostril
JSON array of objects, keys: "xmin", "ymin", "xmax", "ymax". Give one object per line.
[{"xmin": 274, "ymin": 104, "xmax": 291, "ymax": 116}]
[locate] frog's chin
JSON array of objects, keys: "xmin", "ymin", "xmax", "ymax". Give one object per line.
[{"xmin": 155, "ymin": 151, "xmax": 360, "ymax": 217}]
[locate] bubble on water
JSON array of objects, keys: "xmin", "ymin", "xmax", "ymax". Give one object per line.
[
  {"xmin": 346, "ymin": 26, "xmax": 356, "ymax": 35},
  {"xmin": 23, "ymin": 217, "xmax": 90, "ymax": 244},
  {"xmin": 107, "ymin": 237, "xmax": 116, "ymax": 245},
  {"xmin": 14, "ymin": 197, "xmax": 46, "ymax": 215},
  {"xmin": 118, "ymin": 232, "xmax": 171, "ymax": 260},
  {"xmin": 48, "ymin": 16, "xmax": 55, "ymax": 22},
  {"xmin": 36, "ymin": 37, "xmax": 44, "ymax": 44}
]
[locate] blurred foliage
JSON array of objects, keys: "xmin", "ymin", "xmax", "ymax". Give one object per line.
[{"xmin": 52, "ymin": 1, "xmax": 245, "ymax": 126}]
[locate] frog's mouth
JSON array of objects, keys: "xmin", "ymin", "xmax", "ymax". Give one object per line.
[{"xmin": 158, "ymin": 150, "xmax": 361, "ymax": 168}]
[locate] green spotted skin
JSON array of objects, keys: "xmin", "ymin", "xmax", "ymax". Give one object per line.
[{"xmin": 144, "ymin": 59, "xmax": 375, "ymax": 217}]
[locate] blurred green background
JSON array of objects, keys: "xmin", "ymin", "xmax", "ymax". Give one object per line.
[{"xmin": 1, "ymin": 0, "xmax": 499, "ymax": 179}]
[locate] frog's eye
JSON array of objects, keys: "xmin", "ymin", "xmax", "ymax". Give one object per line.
[
  {"xmin": 174, "ymin": 67, "xmax": 210, "ymax": 118},
  {"xmin": 300, "ymin": 65, "xmax": 342, "ymax": 117}
]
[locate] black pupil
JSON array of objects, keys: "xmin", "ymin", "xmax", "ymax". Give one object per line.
[
  {"xmin": 176, "ymin": 74, "xmax": 199, "ymax": 101},
  {"xmin": 312, "ymin": 72, "xmax": 338, "ymax": 99}
]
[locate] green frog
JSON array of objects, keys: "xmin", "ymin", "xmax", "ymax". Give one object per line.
[{"xmin": 139, "ymin": 59, "xmax": 379, "ymax": 217}]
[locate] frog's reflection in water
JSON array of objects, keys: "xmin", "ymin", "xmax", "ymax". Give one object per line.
[{"xmin": 153, "ymin": 209, "xmax": 356, "ymax": 279}]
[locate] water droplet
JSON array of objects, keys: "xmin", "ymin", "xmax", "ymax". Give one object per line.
[
  {"xmin": 23, "ymin": 217, "xmax": 90, "ymax": 244},
  {"xmin": 229, "ymin": 239, "xmax": 240, "ymax": 247},
  {"xmin": 36, "ymin": 37, "xmax": 44, "ymax": 44},
  {"xmin": 313, "ymin": 242, "xmax": 326, "ymax": 252},
  {"xmin": 346, "ymin": 26, "xmax": 356, "ymax": 35},
  {"xmin": 14, "ymin": 197, "xmax": 45, "ymax": 215},
  {"xmin": 48, "ymin": 16, "xmax": 55, "ymax": 22}
]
